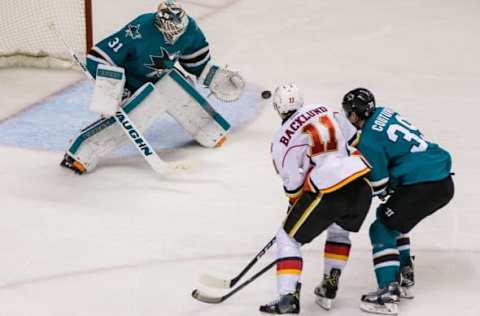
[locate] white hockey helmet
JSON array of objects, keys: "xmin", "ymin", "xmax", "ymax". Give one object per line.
[
  {"xmin": 272, "ymin": 84, "xmax": 304, "ymax": 118},
  {"xmin": 155, "ymin": 0, "xmax": 189, "ymax": 43}
]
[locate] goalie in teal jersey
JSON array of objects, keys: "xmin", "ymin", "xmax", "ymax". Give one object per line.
[
  {"xmin": 60, "ymin": 0, "xmax": 245, "ymax": 174},
  {"xmin": 86, "ymin": 1, "xmax": 217, "ymax": 94},
  {"xmin": 342, "ymin": 88, "xmax": 454, "ymax": 315}
]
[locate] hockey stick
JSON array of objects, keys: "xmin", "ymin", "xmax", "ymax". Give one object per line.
[
  {"xmin": 199, "ymin": 237, "xmax": 276, "ymax": 289},
  {"xmin": 192, "ymin": 259, "xmax": 277, "ymax": 304},
  {"xmin": 48, "ymin": 23, "xmax": 170, "ymax": 174}
]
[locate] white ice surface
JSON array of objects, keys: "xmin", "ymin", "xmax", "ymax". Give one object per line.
[{"xmin": 1, "ymin": 1, "xmax": 479, "ymax": 315}]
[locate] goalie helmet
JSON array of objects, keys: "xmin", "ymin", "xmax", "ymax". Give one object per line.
[
  {"xmin": 273, "ymin": 84, "xmax": 304, "ymax": 118},
  {"xmin": 342, "ymin": 88, "xmax": 376, "ymax": 119},
  {"xmin": 154, "ymin": 0, "xmax": 189, "ymax": 43}
]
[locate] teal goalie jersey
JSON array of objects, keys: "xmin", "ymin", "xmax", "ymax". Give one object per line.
[
  {"xmin": 86, "ymin": 13, "xmax": 210, "ymax": 92},
  {"xmin": 357, "ymin": 107, "xmax": 452, "ymax": 192}
]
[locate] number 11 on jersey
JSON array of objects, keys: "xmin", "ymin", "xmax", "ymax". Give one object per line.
[{"xmin": 302, "ymin": 116, "xmax": 338, "ymax": 156}]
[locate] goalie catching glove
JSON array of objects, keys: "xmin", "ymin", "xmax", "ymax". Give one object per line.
[{"xmin": 199, "ymin": 63, "xmax": 245, "ymax": 102}]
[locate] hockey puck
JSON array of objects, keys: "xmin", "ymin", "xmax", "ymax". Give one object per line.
[{"xmin": 261, "ymin": 90, "xmax": 272, "ymax": 99}]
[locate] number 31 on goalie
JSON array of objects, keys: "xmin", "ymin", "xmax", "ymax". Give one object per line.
[{"xmin": 108, "ymin": 37, "xmax": 123, "ymax": 53}]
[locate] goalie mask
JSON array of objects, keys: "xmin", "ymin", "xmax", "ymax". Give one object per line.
[
  {"xmin": 273, "ymin": 84, "xmax": 304, "ymax": 119},
  {"xmin": 155, "ymin": 0, "xmax": 189, "ymax": 44}
]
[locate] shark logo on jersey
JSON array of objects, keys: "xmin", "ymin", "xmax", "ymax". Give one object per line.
[
  {"xmin": 125, "ymin": 24, "xmax": 142, "ymax": 40},
  {"xmin": 145, "ymin": 47, "xmax": 179, "ymax": 78}
]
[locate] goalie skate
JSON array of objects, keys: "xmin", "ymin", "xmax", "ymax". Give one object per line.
[
  {"xmin": 360, "ymin": 282, "xmax": 400, "ymax": 315},
  {"xmin": 314, "ymin": 268, "xmax": 341, "ymax": 310},
  {"xmin": 60, "ymin": 154, "xmax": 86, "ymax": 175}
]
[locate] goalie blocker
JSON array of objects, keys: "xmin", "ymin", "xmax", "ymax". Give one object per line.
[{"xmin": 65, "ymin": 68, "xmax": 231, "ymax": 173}]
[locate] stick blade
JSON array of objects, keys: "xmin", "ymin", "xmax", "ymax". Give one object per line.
[
  {"xmin": 199, "ymin": 273, "xmax": 231, "ymax": 289},
  {"xmin": 191, "ymin": 289, "xmax": 224, "ymax": 304}
]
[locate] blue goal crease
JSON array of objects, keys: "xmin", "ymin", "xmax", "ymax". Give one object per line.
[{"xmin": 0, "ymin": 81, "xmax": 262, "ymax": 158}]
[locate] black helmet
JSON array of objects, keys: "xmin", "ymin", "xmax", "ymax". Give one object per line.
[{"xmin": 342, "ymin": 88, "xmax": 376, "ymax": 119}]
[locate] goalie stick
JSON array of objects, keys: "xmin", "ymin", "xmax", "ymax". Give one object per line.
[
  {"xmin": 192, "ymin": 259, "xmax": 277, "ymax": 304},
  {"xmin": 48, "ymin": 23, "xmax": 173, "ymax": 175},
  {"xmin": 200, "ymin": 237, "xmax": 276, "ymax": 289}
]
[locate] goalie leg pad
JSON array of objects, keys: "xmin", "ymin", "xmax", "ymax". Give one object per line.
[
  {"xmin": 157, "ymin": 69, "xmax": 231, "ymax": 148},
  {"xmin": 66, "ymin": 82, "xmax": 167, "ymax": 172}
]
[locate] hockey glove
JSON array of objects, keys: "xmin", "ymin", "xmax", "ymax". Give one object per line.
[{"xmin": 199, "ymin": 63, "xmax": 245, "ymax": 102}]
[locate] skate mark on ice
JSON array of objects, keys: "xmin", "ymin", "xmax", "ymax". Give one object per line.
[{"xmin": 1, "ymin": 248, "xmax": 477, "ymax": 290}]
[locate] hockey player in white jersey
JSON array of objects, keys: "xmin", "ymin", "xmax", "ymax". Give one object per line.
[{"xmin": 259, "ymin": 84, "xmax": 373, "ymax": 314}]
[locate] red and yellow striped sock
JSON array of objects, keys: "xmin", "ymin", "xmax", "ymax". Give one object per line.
[
  {"xmin": 277, "ymin": 257, "xmax": 303, "ymax": 276},
  {"xmin": 276, "ymin": 257, "xmax": 303, "ymax": 295},
  {"xmin": 324, "ymin": 241, "xmax": 351, "ymax": 274}
]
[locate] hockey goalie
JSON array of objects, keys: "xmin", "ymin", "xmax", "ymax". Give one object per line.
[{"xmin": 60, "ymin": 0, "xmax": 245, "ymax": 174}]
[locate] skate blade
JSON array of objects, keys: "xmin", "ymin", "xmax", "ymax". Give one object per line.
[
  {"xmin": 315, "ymin": 297, "xmax": 332, "ymax": 310},
  {"xmin": 400, "ymin": 287, "xmax": 414, "ymax": 299},
  {"xmin": 259, "ymin": 307, "xmax": 299, "ymax": 315},
  {"xmin": 360, "ymin": 302, "xmax": 398, "ymax": 315}
]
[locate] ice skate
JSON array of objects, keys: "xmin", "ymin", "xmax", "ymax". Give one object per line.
[
  {"xmin": 360, "ymin": 282, "xmax": 400, "ymax": 315},
  {"xmin": 260, "ymin": 283, "xmax": 301, "ymax": 314},
  {"xmin": 399, "ymin": 257, "xmax": 414, "ymax": 299},
  {"xmin": 314, "ymin": 268, "xmax": 341, "ymax": 310},
  {"xmin": 60, "ymin": 153, "xmax": 86, "ymax": 175}
]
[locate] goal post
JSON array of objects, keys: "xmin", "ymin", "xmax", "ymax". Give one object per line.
[{"xmin": 0, "ymin": 0, "xmax": 93, "ymax": 69}]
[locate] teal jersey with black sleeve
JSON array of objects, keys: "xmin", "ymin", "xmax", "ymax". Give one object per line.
[
  {"xmin": 357, "ymin": 107, "xmax": 452, "ymax": 193},
  {"xmin": 86, "ymin": 13, "xmax": 210, "ymax": 92}
]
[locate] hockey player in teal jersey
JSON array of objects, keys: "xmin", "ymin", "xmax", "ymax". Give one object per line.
[
  {"xmin": 341, "ymin": 88, "xmax": 454, "ymax": 315},
  {"xmin": 61, "ymin": 0, "xmax": 244, "ymax": 174}
]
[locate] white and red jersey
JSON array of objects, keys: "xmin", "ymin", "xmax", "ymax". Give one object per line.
[{"xmin": 271, "ymin": 104, "xmax": 370, "ymax": 201}]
